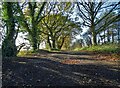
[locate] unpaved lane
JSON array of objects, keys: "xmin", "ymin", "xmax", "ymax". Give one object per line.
[{"xmin": 2, "ymin": 51, "xmax": 120, "ymax": 87}]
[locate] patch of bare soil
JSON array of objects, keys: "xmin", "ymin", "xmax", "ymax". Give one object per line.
[{"xmin": 2, "ymin": 51, "xmax": 120, "ymax": 87}]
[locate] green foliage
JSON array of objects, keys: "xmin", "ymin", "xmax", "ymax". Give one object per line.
[
  {"xmin": 45, "ymin": 43, "xmax": 51, "ymax": 50},
  {"xmin": 79, "ymin": 43, "xmax": 120, "ymax": 53},
  {"xmin": 17, "ymin": 2, "xmax": 46, "ymax": 51},
  {"xmin": 39, "ymin": 13, "xmax": 81, "ymax": 50}
]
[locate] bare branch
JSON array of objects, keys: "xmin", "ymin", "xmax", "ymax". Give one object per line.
[
  {"xmin": 16, "ymin": 2, "xmax": 32, "ymax": 34},
  {"xmin": 95, "ymin": 1, "xmax": 120, "ymax": 25},
  {"xmin": 35, "ymin": 2, "xmax": 46, "ymax": 23},
  {"xmin": 77, "ymin": 2, "xmax": 91, "ymax": 22}
]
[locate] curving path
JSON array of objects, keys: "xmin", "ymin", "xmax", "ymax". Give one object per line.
[{"xmin": 2, "ymin": 51, "xmax": 120, "ymax": 87}]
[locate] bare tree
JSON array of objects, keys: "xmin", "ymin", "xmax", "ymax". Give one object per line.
[{"xmin": 76, "ymin": 0, "xmax": 120, "ymax": 45}]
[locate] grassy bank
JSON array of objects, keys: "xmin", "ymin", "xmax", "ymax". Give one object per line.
[
  {"xmin": 76, "ymin": 43, "xmax": 120, "ymax": 60},
  {"xmin": 79, "ymin": 43, "xmax": 120, "ymax": 53}
]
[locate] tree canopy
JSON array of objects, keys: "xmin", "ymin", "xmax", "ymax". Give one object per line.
[{"xmin": 1, "ymin": 1, "xmax": 120, "ymax": 57}]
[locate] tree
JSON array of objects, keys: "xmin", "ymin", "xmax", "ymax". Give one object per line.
[
  {"xmin": 16, "ymin": 2, "xmax": 46, "ymax": 51},
  {"xmin": 36, "ymin": 2, "xmax": 81, "ymax": 50},
  {"xmin": 117, "ymin": 6, "xmax": 120, "ymax": 43},
  {"xmin": 39, "ymin": 13, "xmax": 81, "ymax": 50},
  {"xmin": 2, "ymin": 2, "xmax": 18, "ymax": 57},
  {"xmin": 97, "ymin": 11, "xmax": 119, "ymax": 44},
  {"xmin": 77, "ymin": 1, "xmax": 120, "ymax": 45},
  {"xmin": 98, "ymin": 9, "xmax": 120, "ymax": 44}
]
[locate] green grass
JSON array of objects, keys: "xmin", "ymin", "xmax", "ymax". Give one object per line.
[
  {"xmin": 17, "ymin": 49, "xmax": 57, "ymax": 57},
  {"xmin": 17, "ymin": 50, "xmax": 34, "ymax": 57},
  {"xmin": 75, "ymin": 43, "xmax": 120, "ymax": 54}
]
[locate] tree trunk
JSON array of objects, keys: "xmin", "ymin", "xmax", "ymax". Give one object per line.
[
  {"xmin": 112, "ymin": 30, "xmax": 114, "ymax": 43},
  {"xmin": 91, "ymin": 33, "xmax": 97, "ymax": 46},
  {"xmin": 31, "ymin": 34, "xmax": 38, "ymax": 51},
  {"xmin": 104, "ymin": 30, "xmax": 106, "ymax": 44},
  {"xmin": 90, "ymin": 12, "xmax": 97, "ymax": 46},
  {"xmin": 31, "ymin": 20, "xmax": 38, "ymax": 51},
  {"xmin": 91, "ymin": 25, "xmax": 97, "ymax": 46},
  {"xmin": 2, "ymin": 39, "xmax": 17, "ymax": 57},
  {"xmin": 107, "ymin": 29, "xmax": 110, "ymax": 43},
  {"xmin": 52, "ymin": 38, "xmax": 56, "ymax": 49},
  {"xmin": 2, "ymin": 2, "xmax": 17, "ymax": 57},
  {"xmin": 118, "ymin": 25, "xmax": 120, "ymax": 44},
  {"xmin": 47, "ymin": 36, "xmax": 52, "ymax": 49},
  {"xmin": 58, "ymin": 36, "xmax": 66, "ymax": 50},
  {"xmin": 59, "ymin": 37, "xmax": 65, "ymax": 49}
]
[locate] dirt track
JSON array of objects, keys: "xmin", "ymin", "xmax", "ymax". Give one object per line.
[{"xmin": 2, "ymin": 51, "xmax": 120, "ymax": 87}]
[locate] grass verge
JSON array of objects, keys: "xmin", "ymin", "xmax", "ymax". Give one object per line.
[
  {"xmin": 77, "ymin": 43, "xmax": 120, "ymax": 60},
  {"xmin": 80, "ymin": 43, "xmax": 120, "ymax": 53}
]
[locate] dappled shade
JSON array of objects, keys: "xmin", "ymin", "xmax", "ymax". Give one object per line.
[{"xmin": 2, "ymin": 51, "xmax": 120, "ymax": 87}]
